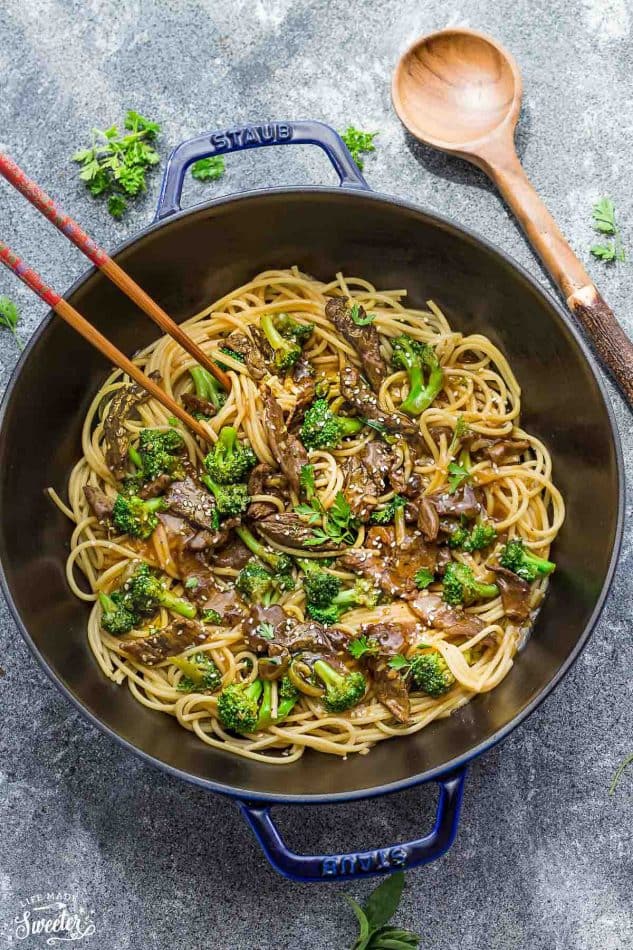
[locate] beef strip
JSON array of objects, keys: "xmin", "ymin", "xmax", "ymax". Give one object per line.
[
  {"xmin": 340, "ymin": 365, "xmax": 421, "ymax": 443},
  {"xmin": 181, "ymin": 392, "xmax": 218, "ymax": 418},
  {"xmin": 209, "ymin": 534, "xmax": 252, "ymax": 570},
  {"xmin": 242, "ymin": 608, "xmax": 349, "ymax": 678},
  {"xmin": 119, "ymin": 617, "xmax": 207, "ymax": 665},
  {"xmin": 263, "ymin": 388, "xmax": 309, "ymax": 495},
  {"xmin": 202, "ymin": 587, "xmax": 246, "ymax": 625},
  {"xmin": 256, "ymin": 512, "xmax": 342, "ymax": 551},
  {"xmin": 361, "ymin": 621, "xmax": 415, "ymax": 723},
  {"xmin": 103, "ymin": 372, "xmax": 161, "ymax": 479},
  {"xmin": 164, "ymin": 477, "xmax": 217, "ymax": 532},
  {"xmin": 225, "ymin": 330, "xmax": 269, "ymax": 381},
  {"xmin": 409, "ymin": 592, "xmax": 484, "ymax": 639},
  {"xmin": 340, "ymin": 531, "xmax": 437, "ymax": 600},
  {"xmin": 247, "ymin": 463, "xmax": 287, "ymax": 521},
  {"xmin": 417, "ymin": 496, "xmax": 440, "ymax": 541},
  {"xmin": 341, "ymin": 442, "xmax": 389, "ymax": 522},
  {"xmin": 428, "ymin": 484, "xmax": 482, "ymax": 520},
  {"xmin": 287, "ymin": 358, "xmax": 316, "ymax": 425},
  {"xmin": 84, "ymin": 485, "xmax": 115, "ymax": 520},
  {"xmin": 472, "ymin": 437, "xmax": 531, "ymax": 466},
  {"xmin": 158, "ymin": 513, "xmax": 221, "ymax": 604},
  {"xmin": 493, "ymin": 566, "xmax": 532, "ymax": 622},
  {"xmin": 139, "ymin": 474, "xmax": 173, "ymax": 500},
  {"xmin": 325, "ymin": 297, "xmax": 388, "ymax": 392},
  {"xmin": 388, "ymin": 465, "xmax": 423, "ymax": 498}
]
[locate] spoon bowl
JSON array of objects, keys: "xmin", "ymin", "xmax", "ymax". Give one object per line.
[
  {"xmin": 392, "ymin": 27, "xmax": 633, "ymax": 408},
  {"xmin": 393, "ymin": 29, "xmax": 521, "ymax": 152}
]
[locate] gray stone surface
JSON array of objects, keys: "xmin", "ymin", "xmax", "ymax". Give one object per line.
[{"xmin": 0, "ymin": 0, "xmax": 631, "ymax": 947}]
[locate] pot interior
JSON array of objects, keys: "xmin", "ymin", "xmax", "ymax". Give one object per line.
[{"xmin": 0, "ymin": 190, "xmax": 621, "ymax": 800}]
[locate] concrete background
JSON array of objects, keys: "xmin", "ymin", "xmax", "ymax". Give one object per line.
[{"xmin": 0, "ymin": 0, "xmax": 631, "ymax": 947}]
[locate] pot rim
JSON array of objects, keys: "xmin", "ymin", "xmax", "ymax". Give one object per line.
[{"xmin": 0, "ymin": 184, "xmax": 624, "ymax": 804}]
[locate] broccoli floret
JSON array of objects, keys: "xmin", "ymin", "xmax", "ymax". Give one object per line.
[
  {"xmin": 204, "ymin": 426, "xmax": 257, "ymax": 484},
  {"xmin": 298, "ymin": 561, "xmax": 378, "ymax": 623},
  {"xmin": 414, "ymin": 568, "xmax": 435, "ymax": 590},
  {"xmin": 189, "ymin": 366, "xmax": 227, "ymax": 414},
  {"xmin": 235, "ymin": 525, "xmax": 294, "ymax": 575},
  {"xmin": 202, "ymin": 608, "xmax": 223, "ymax": 625},
  {"xmin": 442, "ymin": 561, "xmax": 499, "ymax": 606},
  {"xmin": 313, "ymin": 659, "xmax": 366, "ymax": 712},
  {"xmin": 200, "ymin": 474, "xmax": 249, "ymax": 516},
  {"xmin": 172, "ymin": 652, "xmax": 222, "ymax": 693},
  {"xmin": 369, "ymin": 494, "xmax": 406, "ymax": 525},
  {"xmin": 274, "ymin": 313, "xmax": 315, "ymax": 345},
  {"xmin": 448, "ymin": 524, "xmax": 470, "ymax": 549},
  {"xmin": 499, "ymin": 538, "xmax": 556, "ymax": 582},
  {"xmin": 216, "ymin": 680, "xmax": 263, "ymax": 734},
  {"xmin": 123, "ymin": 562, "xmax": 197, "ymax": 618},
  {"xmin": 133, "ymin": 427, "xmax": 186, "ymax": 481},
  {"xmin": 98, "ymin": 591, "xmax": 139, "ymax": 635},
  {"xmin": 260, "ymin": 313, "xmax": 302, "ymax": 371},
  {"xmin": 391, "ymin": 335, "xmax": 443, "ymax": 416},
  {"xmin": 236, "ymin": 558, "xmax": 293, "ymax": 605},
  {"xmin": 409, "ymin": 651, "xmax": 455, "ymax": 697},
  {"xmin": 112, "ymin": 494, "xmax": 165, "ymax": 539},
  {"xmin": 300, "ymin": 398, "xmax": 364, "ymax": 450},
  {"xmin": 276, "ymin": 676, "xmax": 300, "ymax": 722},
  {"xmin": 464, "ymin": 522, "xmax": 497, "ymax": 552}
]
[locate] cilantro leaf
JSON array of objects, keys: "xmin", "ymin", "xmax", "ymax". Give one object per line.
[
  {"xmin": 347, "ymin": 635, "xmax": 380, "ymax": 659},
  {"xmin": 590, "ymin": 197, "xmax": 625, "ymax": 263},
  {"xmin": 340, "ymin": 126, "xmax": 378, "ymax": 171},
  {"xmin": 0, "ymin": 296, "xmax": 23, "ymax": 350},
  {"xmin": 191, "ymin": 156, "xmax": 226, "ymax": 182},
  {"xmin": 257, "ymin": 622, "xmax": 275, "ymax": 640},
  {"xmin": 387, "ymin": 654, "xmax": 411, "ymax": 672},
  {"xmin": 299, "ymin": 463, "xmax": 316, "ymax": 501},
  {"xmin": 447, "ymin": 460, "xmax": 471, "ymax": 494},
  {"xmin": 349, "ymin": 302, "xmax": 376, "ymax": 326}
]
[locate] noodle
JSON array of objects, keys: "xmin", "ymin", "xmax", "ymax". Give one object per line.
[{"xmin": 50, "ymin": 267, "xmax": 564, "ymax": 763}]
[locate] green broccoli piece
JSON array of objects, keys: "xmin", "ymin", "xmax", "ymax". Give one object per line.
[
  {"xmin": 189, "ymin": 366, "xmax": 227, "ymax": 414},
  {"xmin": 297, "ymin": 558, "xmax": 342, "ymax": 605},
  {"xmin": 133, "ymin": 427, "xmax": 186, "ymax": 481},
  {"xmin": 235, "ymin": 525, "xmax": 294, "ymax": 575},
  {"xmin": 112, "ymin": 494, "xmax": 166, "ymax": 539},
  {"xmin": 297, "ymin": 560, "xmax": 378, "ymax": 623},
  {"xmin": 464, "ymin": 522, "xmax": 497, "ymax": 552},
  {"xmin": 98, "ymin": 591, "xmax": 139, "ymax": 635},
  {"xmin": 201, "ymin": 474, "xmax": 249, "ymax": 516},
  {"xmin": 260, "ymin": 313, "xmax": 302, "ymax": 371},
  {"xmin": 123, "ymin": 562, "xmax": 198, "ymax": 618},
  {"xmin": 369, "ymin": 494, "xmax": 406, "ymax": 525},
  {"xmin": 313, "ymin": 659, "xmax": 366, "ymax": 712},
  {"xmin": 173, "ymin": 652, "xmax": 222, "ymax": 693},
  {"xmin": 202, "ymin": 608, "xmax": 223, "ymax": 625},
  {"xmin": 391, "ymin": 335, "xmax": 443, "ymax": 416},
  {"xmin": 300, "ymin": 398, "xmax": 364, "ymax": 450},
  {"xmin": 203, "ymin": 426, "xmax": 257, "ymax": 484},
  {"xmin": 409, "ymin": 651, "xmax": 455, "ymax": 697},
  {"xmin": 216, "ymin": 680, "xmax": 263, "ymax": 734},
  {"xmin": 277, "ymin": 675, "xmax": 300, "ymax": 721},
  {"xmin": 442, "ymin": 561, "xmax": 499, "ymax": 606},
  {"xmin": 499, "ymin": 538, "xmax": 556, "ymax": 582},
  {"xmin": 274, "ymin": 313, "xmax": 315, "ymax": 345},
  {"xmin": 235, "ymin": 558, "xmax": 293, "ymax": 605},
  {"xmin": 414, "ymin": 568, "xmax": 435, "ymax": 590},
  {"xmin": 447, "ymin": 524, "xmax": 470, "ymax": 549}
]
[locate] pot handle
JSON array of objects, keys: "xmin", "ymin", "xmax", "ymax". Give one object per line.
[
  {"xmin": 237, "ymin": 768, "xmax": 467, "ymax": 882},
  {"xmin": 155, "ymin": 119, "xmax": 369, "ymax": 220}
]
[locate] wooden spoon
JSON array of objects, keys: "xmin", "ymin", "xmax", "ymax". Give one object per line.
[{"xmin": 392, "ymin": 27, "xmax": 633, "ymax": 407}]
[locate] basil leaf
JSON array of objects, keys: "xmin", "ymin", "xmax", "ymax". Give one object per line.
[{"xmin": 362, "ymin": 871, "xmax": 405, "ymax": 930}]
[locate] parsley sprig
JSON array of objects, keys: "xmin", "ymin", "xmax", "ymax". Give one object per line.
[
  {"xmin": 350, "ymin": 302, "xmax": 376, "ymax": 326},
  {"xmin": 347, "ymin": 635, "xmax": 380, "ymax": 660},
  {"xmin": 297, "ymin": 490, "xmax": 360, "ymax": 547},
  {"xmin": 191, "ymin": 156, "xmax": 226, "ymax": 182},
  {"xmin": 73, "ymin": 111, "xmax": 161, "ymax": 219},
  {"xmin": 590, "ymin": 197, "xmax": 625, "ymax": 263},
  {"xmin": 0, "ymin": 296, "xmax": 23, "ymax": 350},
  {"xmin": 447, "ymin": 456, "xmax": 471, "ymax": 494},
  {"xmin": 341, "ymin": 127, "xmax": 378, "ymax": 171},
  {"xmin": 346, "ymin": 871, "xmax": 420, "ymax": 949}
]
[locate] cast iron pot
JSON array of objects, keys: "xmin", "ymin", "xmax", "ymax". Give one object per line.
[{"xmin": 0, "ymin": 121, "xmax": 623, "ymax": 882}]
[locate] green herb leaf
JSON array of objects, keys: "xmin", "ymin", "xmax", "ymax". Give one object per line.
[
  {"xmin": 167, "ymin": 416, "xmax": 179, "ymax": 427},
  {"xmin": 191, "ymin": 156, "xmax": 226, "ymax": 182},
  {"xmin": 609, "ymin": 751, "xmax": 633, "ymax": 795},
  {"xmin": 346, "ymin": 896, "xmax": 371, "ymax": 950},
  {"xmin": 299, "ymin": 463, "xmax": 316, "ymax": 501},
  {"xmin": 387, "ymin": 654, "xmax": 410, "ymax": 672},
  {"xmin": 414, "ymin": 567, "xmax": 435, "ymax": 589},
  {"xmin": 368, "ymin": 925, "xmax": 420, "ymax": 948},
  {"xmin": 0, "ymin": 296, "xmax": 23, "ymax": 350},
  {"xmin": 590, "ymin": 198, "xmax": 625, "ymax": 263},
  {"xmin": 362, "ymin": 871, "xmax": 405, "ymax": 931},
  {"xmin": 447, "ymin": 460, "xmax": 471, "ymax": 493},
  {"xmin": 257, "ymin": 622, "xmax": 275, "ymax": 641},
  {"xmin": 350, "ymin": 302, "xmax": 376, "ymax": 326},
  {"xmin": 184, "ymin": 577, "xmax": 199, "ymax": 590},
  {"xmin": 348, "ymin": 635, "xmax": 380, "ymax": 659},
  {"xmin": 341, "ymin": 126, "xmax": 378, "ymax": 171}
]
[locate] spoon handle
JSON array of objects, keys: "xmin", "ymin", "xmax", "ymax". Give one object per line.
[{"xmin": 482, "ymin": 148, "xmax": 633, "ymax": 407}]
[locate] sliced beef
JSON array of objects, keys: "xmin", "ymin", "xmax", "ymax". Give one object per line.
[
  {"xmin": 339, "ymin": 532, "xmax": 437, "ymax": 600},
  {"xmin": 103, "ymin": 372, "xmax": 161, "ymax": 479},
  {"xmin": 209, "ymin": 534, "xmax": 252, "ymax": 571},
  {"xmin": 247, "ymin": 463, "xmax": 287, "ymax": 521},
  {"xmin": 340, "ymin": 365, "xmax": 421, "ymax": 443},
  {"xmin": 119, "ymin": 617, "xmax": 207, "ymax": 665},
  {"xmin": 388, "ymin": 465, "xmax": 423, "ymax": 498},
  {"xmin": 493, "ymin": 566, "xmax": 532, "ymax": 622},
  {"xmin": 409, "ymin": 592, "xmax": 484, "ymax": 639},
  {"xmin": 325, "ymin": 297, "xmax": 387, "ymax": 392},
  {"xmin": 181, "ymin": 392, "xmax": 218, "ymax": 418},
  {"xmin": 225, "ymin": 330, "xmax": 268, "ymax": 381},
  {"xmin": 288, "ymin": 358, "xmax": 316, "ymax": 424},
  {"xmin": 202, "ymin": 587, "xmax": 246, "ymax": 625},
  {"xmin": 158, "ymin": 513, "xmax": 221, "ymax": 604},
  {"xmin": 361, "ymin": 622, "xmax": 415, "ymax": 723},
  {"xmin": 256, "ymin": 512, "xmax": 343, "ymax": 551},
  {"xmin": 341, "ymin": 442, "xmax": 389, "ymax": 522},
  {"xmin": 263, "ymin": 388, "xmax": 309, "ymax": 495},
  {"xmin": 472, "ymin": 437, "xmax": 531, "ymax": 466},
  {"xmin": 139, "ymin": 474, "xmax": 173, "ymax": 500},
  {"xmin": 417, "ymin": 496, "xmax": 440, "ymax": 541},
  {"xmin": 429, "ymin": 484, "xmax": 482, "ymax": 520},
  {"xmin": 84, "ymin": 485, "xmax": 115, "ymax": 520},
  {"xmin": 163, "ymin": 477, "xmax": 217, "ymax": 532}
]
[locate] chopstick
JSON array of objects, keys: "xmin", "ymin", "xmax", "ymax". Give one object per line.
[
  {"xmin": 0, "ymin": 240, "xmax": 210, "ymax": 442},
  {"xmin": 0, "ymin": 152, "xmax": 231, "ymax": 391}
]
